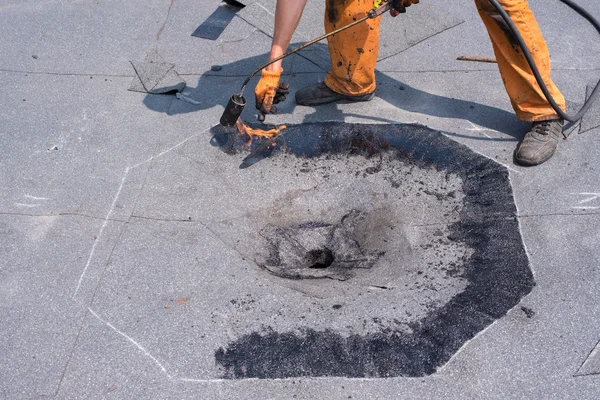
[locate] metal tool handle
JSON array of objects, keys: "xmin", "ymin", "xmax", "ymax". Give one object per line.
[{"xmin": 237, "ymin": 2, "xmax": 391, "ymax": 97}]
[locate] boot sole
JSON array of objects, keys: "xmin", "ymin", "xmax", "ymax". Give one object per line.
[
  {"xmin": 513, "ymin": 146, "xmax": 555, "ymax": 166},
  {"xmin": 296, "ymin": 92, "xmax": 375, "ymax": 106}
]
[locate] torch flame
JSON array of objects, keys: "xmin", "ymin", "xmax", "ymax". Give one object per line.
[{"xmin": 235, "ymin": 119, "xmax": 286, "ymax": 140}]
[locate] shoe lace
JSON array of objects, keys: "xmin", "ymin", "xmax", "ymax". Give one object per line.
[{"xmin": 532, "ymin": 121, "xmax": 552, "ymax": 135}]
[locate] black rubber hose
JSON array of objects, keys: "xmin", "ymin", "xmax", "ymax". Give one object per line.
[{"xmin": 487, "ymin": 0, "xmax": 600, "ymax": 122}]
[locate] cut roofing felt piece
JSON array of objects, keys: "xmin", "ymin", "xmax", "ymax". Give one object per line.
[
  {"xmin": 129, "ymin": 51, "xmax": 186, "ymax": 94},
  {"xmin": 236, "ymin": 0, "xmax": 464, "ymax": 69},
  {"xmin": 562, "ymin": 99, "xmax": 584, "ymax": 138},
  {"xmin": 576, "ymin": 340, "xmax": 600, "ymax": 376},
  {"xmin": 192, "ymin": 0, "xmax": 246, "ymax": 40},
  {"xmin": 580, "ymin": 84, "xmax": 600, "ymax": 134}
]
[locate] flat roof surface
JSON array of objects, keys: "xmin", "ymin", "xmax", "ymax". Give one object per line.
[{"xmin": 1, "ymin": 0, "xmax": 599, "ymax": 398}]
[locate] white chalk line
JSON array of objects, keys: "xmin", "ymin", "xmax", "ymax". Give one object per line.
[
  {"xmin": 87, "ymin": 308, "xmax": 230, "ymax": 383},
  {"xmin": 88, "ymin": 308, "xmax": 170, "ymax": 376},
  {"xmin": 452, "ymin": 133, "xmax": 522, "ymax": 175},
  {"xmin": 475, "ymin": 148, "xmax": 521, "ymax": 175},
  {"xmin": 75, "ymin": 126, "xmax": 212, "ymax": 296},
  {"xmin": 255, "ymin": 2, "xmax": 274, "ymax": 17},
  {"xmin": 69, "ymin": 119, "xmax": 537, "ymax": 384},
  {"xmin": 14, "ymin": 203, "xmax": 41, "ymax": 208},
  {"xmin": 73, "ymin": 167, "xmax": 129, "ymax": 298},
  {"xmin": 23, "ymin": 194, "xmax": 49, "ymax": 200},
  {"xmin": 465, "ymin": 121, "xmax": 495, "ymax": 139},
  {"xmin": 495, "ymin": 160, "xmax": 521, "ymax": 174},
  {"xmin": 15, "ymin": 193, "xmax": 51, "ymax": 208},
  {"xmin": 87, "ymin": 308, "xmax": 427, "ymax": 385},
  {"xmin": 72, "ymin": 124, "xmax": 215, "ymax": 361},
  {"xmin": 570, "ymin": 193, "xmax": 600, "ymax": 210},
  {"xmin": 571, "ymin": 192, "xmax": 600, "ymax": 203},
  {"xmin": 178, "ymin": 377, "xmax": 227, "ymax": 383},
  {"xmin": 455, "ymin": 122, "xmax": 522, "ymax": 174},
  {"xmin": 130, "ymin": 126, "xmax": 212, "ymax": 170}
]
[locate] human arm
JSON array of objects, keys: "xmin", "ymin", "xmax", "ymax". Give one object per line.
[
  {"xmin": 266, "ymin": 0, "xmax": 308, "ymax": 72},
  {"xmin": 255, "ymin": 0, "xmax": 308, "ymax": 120}
]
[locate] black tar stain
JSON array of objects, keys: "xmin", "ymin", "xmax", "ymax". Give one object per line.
[
  {"xmin": 213, "ymin": 122, "xmax": 534, "ymax": 379},
  {"xmin": 326, "ymin": 0, "xmax": 342, "ymax": 24},
  {"xmin": 521, "ymin": 306, "xmax": 535, "ymax": 319}
]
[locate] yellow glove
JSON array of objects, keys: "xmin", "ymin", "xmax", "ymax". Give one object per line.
[{"xmin": 254, "ymin": 68, "xmax": 289, "ymax": 122}]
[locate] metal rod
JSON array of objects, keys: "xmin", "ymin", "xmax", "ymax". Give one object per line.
[
  {"xmin": 238, "ymin": 14, "xmax": 371, "ymax": 97},
  {"xmin": 457, "ymin": 56, "xmax": 497, "ymax": 64}
]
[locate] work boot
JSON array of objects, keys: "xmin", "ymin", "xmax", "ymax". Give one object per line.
[
  {"xmin": 295, "ymin": 82, "xmax": 374, "ymax": 106},
  {"xmin": 514, "ymin": 119, "xmax": 564, "ymax": 166}
]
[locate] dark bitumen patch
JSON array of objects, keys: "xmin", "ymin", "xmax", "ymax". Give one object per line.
[
  {"xmin": 521, "ymin": 306, "xmax": 535, "ymax": 319},
  {"xmin": 212, "ymin": 122, "xmax": 533, "ymax": 379}
]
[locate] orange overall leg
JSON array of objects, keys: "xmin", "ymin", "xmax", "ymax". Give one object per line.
[
  {"xmin": 475, "ymin": 0, "xmax": 566, "ymax": 121},
  {"xmin": 324, "ymin": 0, "xmax": 381, "ymax": 96}
]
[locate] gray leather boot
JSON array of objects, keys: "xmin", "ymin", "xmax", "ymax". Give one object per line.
[
  {"xmin": 295, "ymin": 82, "xmax": 374, "ymax": 106},
  {"xmin": 514, "ymin": 120, "xmax": 564, "ymax": 166}
]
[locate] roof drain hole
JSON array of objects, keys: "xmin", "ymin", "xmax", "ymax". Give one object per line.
[{"xmin": 307, "ymin": 248, "xmax": 335, "ymax": 269}]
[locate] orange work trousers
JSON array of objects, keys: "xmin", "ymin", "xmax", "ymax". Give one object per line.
[{"xmin": 323, "ymin": 0, "xmax": 566, "ymax": 122}]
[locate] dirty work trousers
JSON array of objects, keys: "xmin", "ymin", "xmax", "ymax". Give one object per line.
[{"xmin": 324, "ymin": 0, "xmax": 566, "ymax": 122}]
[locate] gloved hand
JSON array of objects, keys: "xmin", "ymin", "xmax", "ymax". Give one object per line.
[
  {"xmin": 254, "ymin": 68, "xmax": 290, "ymax": 122},
  {"xmin": 390, "ymin": 0, "xmax": 419, "ymax": 15}
]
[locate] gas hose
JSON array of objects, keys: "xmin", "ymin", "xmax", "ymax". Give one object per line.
[{"xmin": 488, "ymin": 0, "xmax": 600, "ymax": 122}]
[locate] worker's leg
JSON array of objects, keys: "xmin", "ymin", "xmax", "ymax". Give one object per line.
[
  {"xmin": 475, "ymin": 0, "xmax": 566, "ymax": 122},
  {"xmin": 323, "ymin": 0, "xmax": 381, "ymax": 96}
]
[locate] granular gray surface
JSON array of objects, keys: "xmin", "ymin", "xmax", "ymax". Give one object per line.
[{"xmin": 1, "ymin": 0, "xmax": 599, "ymax": 398}]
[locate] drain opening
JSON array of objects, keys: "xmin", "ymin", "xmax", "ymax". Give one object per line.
[
  {"xmin": 258, "ymin": 210, "xmax": 384, "ymax": 281},
  {"xmin": 306, "ymin": 248, "xmax": 334, "ymax": 269}
]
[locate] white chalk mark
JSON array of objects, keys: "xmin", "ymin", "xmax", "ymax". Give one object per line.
[
  {"xmin": 130, "ymin": 126, "xmax": 212, "ymax": 170},
  {"xmin": 23, "ymin": 195, "xmax": 49, "ymax": 200},
  {"xmin": 465, "ymin": 121, "xmax": 496, "ymax": 139},
  {"xmin": 492, "ymin": 160, "xmax": 521, "ymax": 175},
  {"xmin": 256, "ymin": 2, "xmax": 275, "ymax": 16},
  {"xmin": 73, "ymin": 167, "xmax": 129, "ymax": 298},
  {"xmin": 88, "ymin": 308, "xmax": 233, "ymax": 383},
  {"xmin": 573, "ymin": 193, "xmax": 600, "ymax": 204},
  {"xmin": 457, "ymin": 141, "xmax": 522, "ymax": 175},
  {"xmin": 571, "ymin": 192, "xmax": 600, "ymax": 210},
  {"xmin": 88, "ymin": 308, "xmax": 170, "ymax": 377},
  {"xmin": 217, "ymin": 25, "xmax": 257, "ymax": 44},
  {"xmin": 130, "ymin": 157, "xmax": 154, "ymax": 170},
  {"xmin": 178, "ymin": 377, "xmax": 228, "ymax": 383},
  {"xmin": 91, "ymin": 307, "xmax": 433, "ymax": 384},
  {"xmin": 15, "ymin": 203, "xmax": 40, "ymax": 208},
  {"xmin": 179, "ymin": 375, "xmax": 425, "ymax": 384}
]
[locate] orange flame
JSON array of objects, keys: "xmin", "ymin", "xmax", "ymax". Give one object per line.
[{"xmin": 235, "ymin": 119, "xmax": 286, "ymax": 141}]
